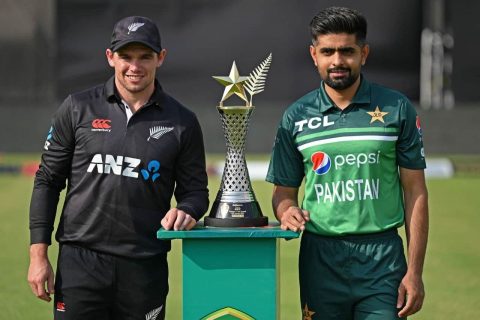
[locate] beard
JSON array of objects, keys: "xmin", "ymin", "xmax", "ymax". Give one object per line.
[{"xmin": 323, "ymin": 68, "xmax": 359, "ymax": 90}]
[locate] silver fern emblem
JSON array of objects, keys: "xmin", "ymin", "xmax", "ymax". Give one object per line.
[
  {"xmin": 127, "ymin": 22, "xmax": 145, "ymax": 34},
  {"xmin": 148, "ymin": 126, "xmax": 174, "ymax": 141},
  {"xmin": 145, "ymin": 305, "xmax": 163, "ymax": 320},
  {"xmin": 244, "ymin": 53, "xmax": 272, "ymax": 106}
]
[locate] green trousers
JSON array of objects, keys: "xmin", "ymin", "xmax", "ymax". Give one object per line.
[{"xmin": 299, "ymin": 229, "xmax": 407, "ymax": 320}]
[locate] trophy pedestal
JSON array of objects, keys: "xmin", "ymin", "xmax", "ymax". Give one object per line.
[{"xmin": 157, "ymin": 222, "xmax": 299, "ymax": 319}]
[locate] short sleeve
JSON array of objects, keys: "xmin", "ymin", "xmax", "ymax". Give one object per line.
[
  {"xmin": 396, "ymin": 99, "xmax": 426, "ymax": 169},
  {"xmin": 266, "ymin": 114, "xmax": 305, "ymax": 187}
]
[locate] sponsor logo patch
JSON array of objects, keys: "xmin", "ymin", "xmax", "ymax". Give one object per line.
[
  {"xmin": 141, "ymin": 160, "xmax": 161, "ymax": 182},
  {"xmin": 311, "ymin": 151, "xmax": 331, "ymax": 175},
  {"xmin": 56, "ymin": 301, "xmax": 66, "ymax": 312},
  {"xmin": 44, "ymin": 126, "xmax": 53, "ymax": 150},
  {"xmin": 416, "ymin": 116, "xmax": 423, "ymax": 136},
  {"xmin": 294, "ymin": 116, "xmax": 334, "ymax": 132},
  {"xmin": 91, "ymin": 119, "xmax": 112, "ymax": 132},
  {"xmin": 311, "ymin": 151, "xmax": 383, "ymax": 203},
  {"xmin": 86, "ymin": 154, "xmax": 161, "ymax": 182}
]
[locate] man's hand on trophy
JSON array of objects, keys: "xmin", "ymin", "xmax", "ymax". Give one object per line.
[
  {"xmin": 280, "ymin": 206, "xmax": 310, "ymax": 232},
  {"xmin": 161, "ymin": 208, "xmax": 197, "ymax": 231}
]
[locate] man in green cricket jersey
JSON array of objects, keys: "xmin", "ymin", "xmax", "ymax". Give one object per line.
[{"xmin": 266, "ymin": 7, "xmax": 429, "ymax": 320}]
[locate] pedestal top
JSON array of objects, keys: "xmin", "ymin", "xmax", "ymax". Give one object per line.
[{"xmin": 157, "ymin": 221, "xmax": 299, "ymax": 240}]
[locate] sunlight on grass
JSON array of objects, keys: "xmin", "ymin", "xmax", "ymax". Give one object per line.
[{"xmin": 1, "ymin": 154, "xmax": 479, "ymax": 319}]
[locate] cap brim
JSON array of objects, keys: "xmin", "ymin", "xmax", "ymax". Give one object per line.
[{"xmin": 111, "ymin": 39, "xmax": 161, "ymax": 53}]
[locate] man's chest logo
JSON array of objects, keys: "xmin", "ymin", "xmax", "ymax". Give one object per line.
[
  {"xmin": 295, "ymin": 116, "xmax": 334, "ymax": 132},
  {"xmin": 367, "ymin": 106, "xmax": 388, "ymax": 124},
  {"xmin": 87, "ymin": 154, "xmax": 161, "ymax": 182},
  {"xmin": 148, "ymin": 126, "xmax": 174, "ymax": 141},
  {"xmin": 91, "ymin": 119, "xmax": 112, "ymax": 132}
]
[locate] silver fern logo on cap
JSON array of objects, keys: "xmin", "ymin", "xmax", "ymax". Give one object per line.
[
  {"xmin": 127, "ymin": 22, "xmax": 145, "ymax": 34},
  {"xmin": 148, "ymin": 126, "xmax": 174, "ymax": 141}
]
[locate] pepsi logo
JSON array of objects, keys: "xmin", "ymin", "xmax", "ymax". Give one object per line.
[
  {"xmin": 311, "ymin": 151, "xmax": 331, "ymax": 175},
  {"xmin": 416, "ymin": 116, "xmax": 422, "ymax": 136}
]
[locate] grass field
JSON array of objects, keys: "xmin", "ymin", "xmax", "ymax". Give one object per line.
[{"xmin": 1, "ymin": 154, "xmax": 479, "ymax": 319}]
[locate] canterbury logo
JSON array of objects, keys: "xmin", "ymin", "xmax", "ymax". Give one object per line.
[
  {"xmin": 128, "ymin": 22, "xmax": 145, "ymax": 34},
  {"xmin": 92, "ymin": 119, "xmax": 111, "ymax": 130},
  {"xmin": 148, "ymin": 126, "xmax": 174, "ymax": 141},
  {"xmin": 145, "ymin": 305, "xmax": 163, "ymax": 320},
  {"xmin": 56, "ymin": 301, "xmax": 66, "ymax": 312}
]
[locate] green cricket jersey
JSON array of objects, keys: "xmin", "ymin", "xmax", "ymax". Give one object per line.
[{"xmin": 266, "ymin": 77, "xmax": 426, "ymax": 236}]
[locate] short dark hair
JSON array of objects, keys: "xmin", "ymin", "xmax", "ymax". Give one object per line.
[{"xmin": 310, "ymin": 7, "xmax": 367, "ymax": 45}]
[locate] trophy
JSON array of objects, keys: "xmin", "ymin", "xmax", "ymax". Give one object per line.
[{"xmin": 205, "ymin": 53, "xmax": 272, "ymax": 227}]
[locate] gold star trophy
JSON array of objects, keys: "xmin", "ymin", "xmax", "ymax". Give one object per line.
[{"xmin": 205, "ymin": 53, "xmax": 272, "ymax": 227}]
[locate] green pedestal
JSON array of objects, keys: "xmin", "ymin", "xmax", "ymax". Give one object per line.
[{"xmin": 157, "ymin": 222, "xmax": 298, "ymax": 320}]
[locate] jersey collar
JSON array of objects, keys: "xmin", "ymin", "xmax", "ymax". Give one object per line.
[{"xmin": 317, "ymin": 75, "xmax": 372, "ymax": 112}]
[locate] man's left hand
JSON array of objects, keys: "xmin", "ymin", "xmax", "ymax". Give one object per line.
[
  {"xmin": 397, "ymin": 271, "xmax": 425, "ymax": 318},
  {"xmin": 161, "ymin": 208, "xmax": 197, "ymax": 231}
]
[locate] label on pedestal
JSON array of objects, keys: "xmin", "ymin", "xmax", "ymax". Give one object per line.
[{"xmin": 205, "ymin": 200, "xmax": 268, "ymax": 227}]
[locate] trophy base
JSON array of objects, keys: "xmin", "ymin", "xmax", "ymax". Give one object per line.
[
  {"xmin": 205, "ymin": 200, "xmax": 268, "ymax": 227},
  {"xmin": 204, "ymin": 216, "xmax": 268, "ymax": 227}
]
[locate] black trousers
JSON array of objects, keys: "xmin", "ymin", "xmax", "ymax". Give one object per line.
[{"xmin": 54, "ymin": 244, "xmax": 168, "ymax": 320}]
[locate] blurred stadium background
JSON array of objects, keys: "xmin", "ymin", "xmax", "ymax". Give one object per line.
[
  {"xmin": 1, "ymin": 0, "xmax": 480, "ymax": 154},
  {"xmin": 1, "ymin": 0, "xmax": 479, "ymax": 319}
]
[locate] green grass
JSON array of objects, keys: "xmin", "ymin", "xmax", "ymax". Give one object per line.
[{"xmin": 1, "ymin": 154, "xmax": 480, "ymax": 319}]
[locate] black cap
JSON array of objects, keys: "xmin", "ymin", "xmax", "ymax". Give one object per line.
[{"xmin": 110, "ymin": 16, "xmax": 162, "ymax": 53}]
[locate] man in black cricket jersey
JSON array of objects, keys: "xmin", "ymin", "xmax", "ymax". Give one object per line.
[{"xmin": 27, "ymin": 16, "xmax": 209, "ymax": 320}]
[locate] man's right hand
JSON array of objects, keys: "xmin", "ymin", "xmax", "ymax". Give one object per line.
[
  {"xmin": 28, "ymin": 243, "xmax": 55, "ymax": 302},
  {"xmin": 272, "ymin": 186, "xmax": 309, "ymax": 232},
  {"xmin": 279, "ymin": 206, "xmax": 310, "ymax": 232}
]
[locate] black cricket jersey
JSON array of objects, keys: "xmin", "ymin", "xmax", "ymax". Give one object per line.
[{"xmin": 30, "ymin": 76, "xmax": 209, "ymax": 258}]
